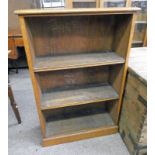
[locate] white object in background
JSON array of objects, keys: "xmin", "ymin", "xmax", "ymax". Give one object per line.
[{"xmin": 42, "ymin": 0, "xmax": 65, "ymax": 8}]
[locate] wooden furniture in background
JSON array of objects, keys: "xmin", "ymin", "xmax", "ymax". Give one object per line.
[
  {"xmin": 8, "ymin": 34, "xmax": 24, "ymax": 49},
  {"xmin": 120, "ymin": 47, "xmax": 147, "ymax": 155},
  {"xmin": 8, "ymin": 0, "xmax": 147, "ymax": 52},
  {"xmin": 8, "ymin": 0, "xmax": 34, "ymax": 68},
  {"xmin": 100, "ymin": 0, "xmax": 127, "ymax": 7},
  {"xmin": 8, "ymin": 40, "xmax": 18, "ymax": 60},
  {"xmin": 105, "ymin": 0, "xmax": 147, "ymax": 47},
  {"xmin": 15, "ymin": 8, "xmax": 139, "ymax": 146},
  {"xmin": 143, "ymin": 30, "xmax": 147, "ymax": 46},
  {"xmin": 72, "ymin": 0, "xmax": 100, "ymax": 8},
  {"xmin": 8, "ymin": 50, "xmax": 21, "ymax": 123},
  {"xmin": 130, "ymin": 0, "xmax": 147, "ymax": 47},
  {"xmin": 8, "ymin": 40, "xmax": 19, "ymax": 73},
  {"xmin": 8, "ymin": 84, "xmax": 21, "ymax": 124},
  {"xmin": 67, "ymin": 0, "xmax": 147, "ymax": 47}
]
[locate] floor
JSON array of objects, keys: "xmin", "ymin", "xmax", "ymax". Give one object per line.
[{"xmin": 8, "ymin": 69, "xmax": 130, "ymax": 155}]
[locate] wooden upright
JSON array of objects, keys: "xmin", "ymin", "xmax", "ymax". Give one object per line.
[{"xmin": 15, "ymin": 8, "xmax": 139, "ymax": 146}]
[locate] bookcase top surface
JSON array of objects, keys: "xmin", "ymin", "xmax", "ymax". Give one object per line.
[{"xmin": 15, "ymin": 7, "xmax": 140, "ymax": 16}]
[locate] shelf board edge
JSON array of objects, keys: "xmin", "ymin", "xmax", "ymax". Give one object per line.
[
  {"xmin": 34, "ymin": 61, "xmax": 125, "ymax": 72},
  {"xmin": 41, "ymin": 97, "xmax": 118, "ymax": 111}
]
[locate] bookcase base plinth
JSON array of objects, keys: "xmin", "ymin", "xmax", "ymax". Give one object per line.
[{"xmin": 42, "ymin": 126, "xmax": 118, "ymax": 147}]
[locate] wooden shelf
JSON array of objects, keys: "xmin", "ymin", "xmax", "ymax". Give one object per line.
[
  {"xmin": 43, "ymin": 111, "xmax": 118, "ymax": 146},
  {"xmin": 41, "ymin": 84, "xmax": 118, "ymax": 110},
  {"xmin": 34, "ymin": 52, "xmax": 125, "ymax": 72},
  {"xmin": 46, "ymin": 112, "xmax": 114, "ymax": 137}
]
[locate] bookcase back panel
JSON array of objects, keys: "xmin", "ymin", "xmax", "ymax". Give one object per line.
[
  {"xmin": 43, "ymin": 103, "xmax": 107, "ymax": 121},
  {"xmin": 43, "ymin": 103, "xmax": 115, "ymax": 137},
  {"xmin": 26, "ymin": 15, "xmax": 116, "ymax": 57},
  {"xmin": 25, "ymin": 13, "xmax": 132, "ymax": 59},
  {"xmin": 36, "ymin": 66, "xmax": 109, "ymax": 93},
  {"xmin": 109, "ymin": 64, "xmax": 124, "ymax": 94}
]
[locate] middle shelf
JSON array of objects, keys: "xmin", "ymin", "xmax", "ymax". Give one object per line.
[
  {"xmin": 34, "ymin": 52, "xmax": 125, "ymax": 72},
  {"xmin": 41, "ymin": 84, "xmax": 118, "ymax": 110}
]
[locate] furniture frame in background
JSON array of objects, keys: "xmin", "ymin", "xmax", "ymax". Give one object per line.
[
  {"xmin": 67, "ymin": 0, "xmax": 147, "ymax": 47},
  {"xmin": 8, "ymin": 84, "xmax": 21, "ymax": 124},
  {"xmin": 8, "ymin": 0, "xmax": 147, "ymax": 56},
  {"xmin": 8, "ymin": 50, "xmax": 21, "ymax": 123},
  {"xmin": 16, "ymin": 8, "xmax": 139, "ymax": 146},
  {"xmin": 8, "ymin": 36, "xmax": 21, "ymax": 73},
  {"xmin": 120, "ymin": 47, "xmax": 147, "ymax": 155}
]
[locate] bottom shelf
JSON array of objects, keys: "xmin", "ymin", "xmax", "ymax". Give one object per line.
[
  {"xmin": 43, "ymin": 106, "xmax": 118, "ymax": 146},
  {"xmin": 43, "ymin": 125, "xmax": 118, "ymax": 146}
]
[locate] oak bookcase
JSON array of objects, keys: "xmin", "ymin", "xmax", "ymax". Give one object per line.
[{"xmin": 15, "ymin": 8, "xmax": 139, "ymax": 146}]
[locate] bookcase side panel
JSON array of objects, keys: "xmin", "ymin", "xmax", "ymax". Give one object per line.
[
  {"xmin": 19, "ymin": 16, "xmax": 46, "ymax": 137},
  {"xmin": 109, "ymin": 13, "xmax": 137, "ymax": 124}
]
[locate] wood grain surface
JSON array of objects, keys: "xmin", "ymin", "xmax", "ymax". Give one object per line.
[
  {"xmin": 34, "ymin": 52, "xmax": 125, "ymax": 72},
  {"xmin": 15, "ymin": 7, "xmax": 140, "ymax": 16},
  {"xmin": 41, "ymin": 84, "xmax": 118, "ymax": 110}
]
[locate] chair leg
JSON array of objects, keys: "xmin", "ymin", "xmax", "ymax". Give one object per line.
[
  {"xmin": 8, "ymin": 59, "xmax": 18, "ymax": 74},
  {"xmin": 14, "ymin": 60, "xmax": 18, "ymax": 74},
  {"xmin": 8, "ymin": 85, "xmax": 21, "ymax": 124}
]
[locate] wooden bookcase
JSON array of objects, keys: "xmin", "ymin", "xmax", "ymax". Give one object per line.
[{"xmin": 15, "ymin": 8, "xmax": 139, "ymax": 146}]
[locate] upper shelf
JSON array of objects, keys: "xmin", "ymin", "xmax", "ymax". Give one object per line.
[
  {"xmin": 34, "ymin": 52, "xmax": 125, "ymax": 72},
  {"xmin": 14, "ymin": 8, "xmax": 140, "ymax": 16}
]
